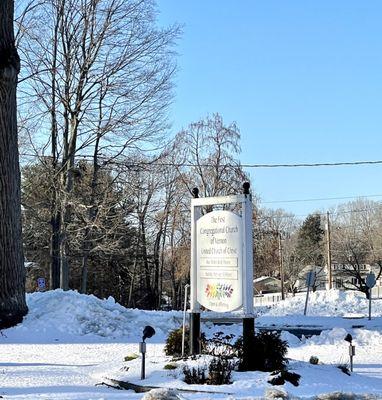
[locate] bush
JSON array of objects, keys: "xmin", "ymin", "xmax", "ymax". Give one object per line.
[
  {"xmin": 183, "ymin": 364, "xmax": 208, "ymax": 384},
  {"xmin": 163, "ymin": 363, "xmax": 178, "ymax": 370},
  {"xmin": 207, "ymin": 357, "xmax": 234, "ymax": 385},
  {"xmin": 205, "ymin": 331, "xmax": 238, "ymax": 359},
  {"xmin": 181, "ymin": 331, "xmax": 237, "ymax": 385},
  {"xmin": 164, "ymin": 327, "xmax": 188, "ymax": 357},
  {"xmin": 164, "ymin": 327, "xmax": 205, "ymax": 357},
  {"xmin": 235, "ymin": 331, "xmax": 288, "ymax": 372},
  {"xmin": 309, "ymin": 356, "xmax": 319, "ymax": 365},
  {"xmin": 182, "ymin": 357, "xmax": 234, "ymax": 385},
  {"xmin": 268, "ymin": 370, "xmax": 300, "ymax": 387}
]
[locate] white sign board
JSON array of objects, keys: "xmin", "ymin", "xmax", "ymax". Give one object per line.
[{"xmin": 196, "ymin": 210, "xmax": 243, "ymax": 312}]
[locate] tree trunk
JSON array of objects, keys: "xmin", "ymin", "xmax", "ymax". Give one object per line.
[
  {"xmin": 80, "ymin": 248, "xmax": 89, "ymax": 294},
  {"xmin": 49, "ymin": 12, "xmax": 61, "ymax": 290},
  {"xmin": 153, "ymin": 226, "xmax": 163, "ymax": 308},
  {"xmin": 127, "ymin": 231, "xmax": 141, "ymax": 308},
  {"xmin": 0, "ymin": 0, "xmax": 28, "ymax": 328},
  {"xmin": 50, "ymin": 209, "xmax": 61, "ymax": 289},
  {"xmin": 140, "ymin": 218, "xmax": 153, "ymax": 308},
  {"xmin": 80, "ymin": 134, "xmax": 101, "ymax": 294}
]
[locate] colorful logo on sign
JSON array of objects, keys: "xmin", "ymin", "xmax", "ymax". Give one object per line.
[{"xmin": 205, "ymin": 283, "xmax": 233, "ymax": 299}]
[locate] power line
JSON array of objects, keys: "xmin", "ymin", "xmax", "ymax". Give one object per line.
[
  {"xmin": 20, "ymin": 152, "xmax": 382, "ymax": 169},
  {"xmin": 258, "ymin": 205, "xmax": 382, "ymax": 220},
  {"xmin": 241, "ymin": 160, "xmax": 382, "ymax": 168},
  {"xmin": 20, "ymin": 152, "xmax": 382, "ymax": 217},
  {"xmin": 261, "ymin": 194, "xmax": 382, "ymax": 204}
]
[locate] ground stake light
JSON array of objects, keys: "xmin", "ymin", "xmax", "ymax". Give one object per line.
[
  {"xmin": 344, "ymin": 333, "xmax": 355, "ymax": 372},
  {"xmin": 140, "ymin": 325, "xmax": 155, "ymax": 379}
]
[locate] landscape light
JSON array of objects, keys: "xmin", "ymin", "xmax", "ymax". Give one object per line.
[
  {"xmin": 142, "ymin": 325, "xmax": 155, "ymax": 342},
  {"xmin": 344, "ymin": 334, "xmax": 352, "ymax": 343},
  {"xmin": 344, "ymin": 334, "xmax": 355, "ymax": 372},
  {"xmin": 140, "ymin": 326, "xmax": 156, "ymax": 380}
]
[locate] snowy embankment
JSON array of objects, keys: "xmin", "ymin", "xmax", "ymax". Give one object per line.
[
  {"xmin": 3, "ymin": 290, "xmax": 183, "ymax": 343},
  {"xmin": 1, "ymin": 289, "xmax": 382, "ymax": 399},
  {"xmin": 258, "ymin": 289, "xmax": 382, "ymax": 331},
  {"xmin": 265, "ymin": 289, "xmax": 382, "ymax": 317}
]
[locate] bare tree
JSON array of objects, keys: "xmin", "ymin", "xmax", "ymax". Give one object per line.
[
  {"xmin": 331, "ymin": 199, "xmax": 382, "ymax": 298},
  {"xmin": 175, "ymin": 113, "xmax": 248, "ymax": 201},
  {"xmin": 0, "ymin": 0, "xmax": 28, "ymax": 328},
  {"xmin": 254, "ymin": 207, "xmax": 298, "ymax": 280},
  {"xmin": 18, "ymin": 0, "xmax": 180, "ymax": 289}
]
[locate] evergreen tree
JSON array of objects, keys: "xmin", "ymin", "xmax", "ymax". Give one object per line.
[{"xmin": 296, "ymin": 214, "xmax": 325, "ymax": 267}]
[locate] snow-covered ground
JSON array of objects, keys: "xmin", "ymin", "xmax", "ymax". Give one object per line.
[{"xmin": 1, "ymin": 289, "xmax": 382, "ymax": 399}]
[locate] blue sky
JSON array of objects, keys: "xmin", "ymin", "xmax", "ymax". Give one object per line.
[{"xmin": 157, "ymin": 1, "xmax": 382, "ymax": 218}]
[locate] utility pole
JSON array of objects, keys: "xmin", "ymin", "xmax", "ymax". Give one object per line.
[
  {"xmin": 278, "ymin": 231, "xmax": 285, "ymax": 300},
  {"xmin": 326, "ymin": 211, "xmax": 332, "ymax": 290}
]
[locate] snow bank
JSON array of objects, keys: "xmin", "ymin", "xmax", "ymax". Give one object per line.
[
  {"xmin": 265, "ymin": 290, "xmax": 382, "ymax": 317},
  {"xmin": 3, "ymin": 290, "xmax": 182, "ymax": 343},
  {"xmin": 3, "ymin": 288, "xmax": 382, "ymax": 345}
]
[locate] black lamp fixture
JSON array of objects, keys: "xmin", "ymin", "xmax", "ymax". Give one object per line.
[{"xmin": 142, "ymin": 325, "xmax": 155, "ymax": 342}]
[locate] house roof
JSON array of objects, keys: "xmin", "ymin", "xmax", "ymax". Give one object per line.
[{"xmin": 253, "ymin": 276, "xmax": 280, "ymax": 283}]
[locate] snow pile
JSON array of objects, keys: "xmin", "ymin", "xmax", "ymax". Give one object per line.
[
  {"xmin": 4, "ymin": 290, "xmax": 182, "ymax": 342},
  {"xmin": 303, "ymin": 327, "xmax": 348, "ymax": 345},
  {"xmin": 265, "ymin": 290, "xmax": 382, "ymax": 317},
  {"xmin": 299, "ymin": 326, "xmax": 382, "ymax": 353}
]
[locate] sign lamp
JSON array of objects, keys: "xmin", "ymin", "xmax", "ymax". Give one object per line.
[
  {"xmin": 344, "ymin": 333, "xmax": 355, "ymax": 372},
  {"xmin": 140, "ymin": 325, "xmax": 155, "ymax": 380}
]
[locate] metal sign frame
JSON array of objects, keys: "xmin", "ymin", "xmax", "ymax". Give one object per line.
[{"xmin": 190, "ymin": 194, "xmax": 254, "ymax": 317}]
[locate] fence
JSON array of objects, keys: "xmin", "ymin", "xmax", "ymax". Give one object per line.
[
  {"xmin": 253, "ymin": 287, "xmax": 382, "ymax": 307},
  {"xmin": 254, "ymin": 292, "xmax": 287, "ymax": 306},
  {"xmin": 372, "ymin": 286, "xmax": 382, "ymax": 299}
]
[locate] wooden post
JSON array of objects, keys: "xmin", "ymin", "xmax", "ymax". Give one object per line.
[{"xmin": 278, "ymin": 232, "xmax": 285, "ymax": 300}]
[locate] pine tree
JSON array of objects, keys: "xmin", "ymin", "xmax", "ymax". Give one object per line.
[{"xmin": 296, "ymin": 214, "xmax": 325, "ymax": 267}]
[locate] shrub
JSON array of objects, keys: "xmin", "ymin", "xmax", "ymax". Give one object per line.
[
  {"xmin": 309, "ymin": 356, "xmax": 319, "ymax": 365},
  {"xmin": 164, "ymin": 327, "xmax": 205, "ymax": 357},
  {"xmin": 163, "ymin": 363, "xmax": 178, "ymax": 370},
  {"xmin": 268, "ymin": 370, "xmax": 301, "ymax": 387},
  {"xmin": 182, "ymin": 357, "xmax": 235, "ymax": 385},
  {"xmin": 205, "ymin": 331, "xmax": 238, "ymax": 358},
  {"xmin": 183, "ymin": 364, "xmax": 208, "ymax": 384},
  {"xmin": 235, "ymin": 331, "xmax": 288, "ymax": 372},
  {"xmin": 207, "ymin": 357, "xmax": 234, "ymax": 385}
]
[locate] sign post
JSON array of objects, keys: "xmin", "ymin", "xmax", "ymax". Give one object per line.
[
  {"xmin": 189, "ymin": 183, "xmax": 254, "ymax": 362},
  {"xmin": 304, "ymin": 271, "xmax": 315, "ymax": 316},
  {"xmin": 182, "ymin": 284, "xmax": 190, "ymax": 358},
  {"xmin": 241, "ymin": 182, "xmax": 255, "ymax": 371},
  {"xmin": 365, "ymin": 272, "xmax": 376, "ymax": 321},
  {"xmin": 190, "ymin": 188, "xmax": 201, "ymax": 355}
]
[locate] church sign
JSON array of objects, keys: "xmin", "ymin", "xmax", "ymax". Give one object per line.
[
  {"xmin": 196, "ymin": 210, "xmax": 243, "ymax": 312},
  {"xmin": 189, "ymin": 187, "xmax": 254, "ymax": 356}
]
